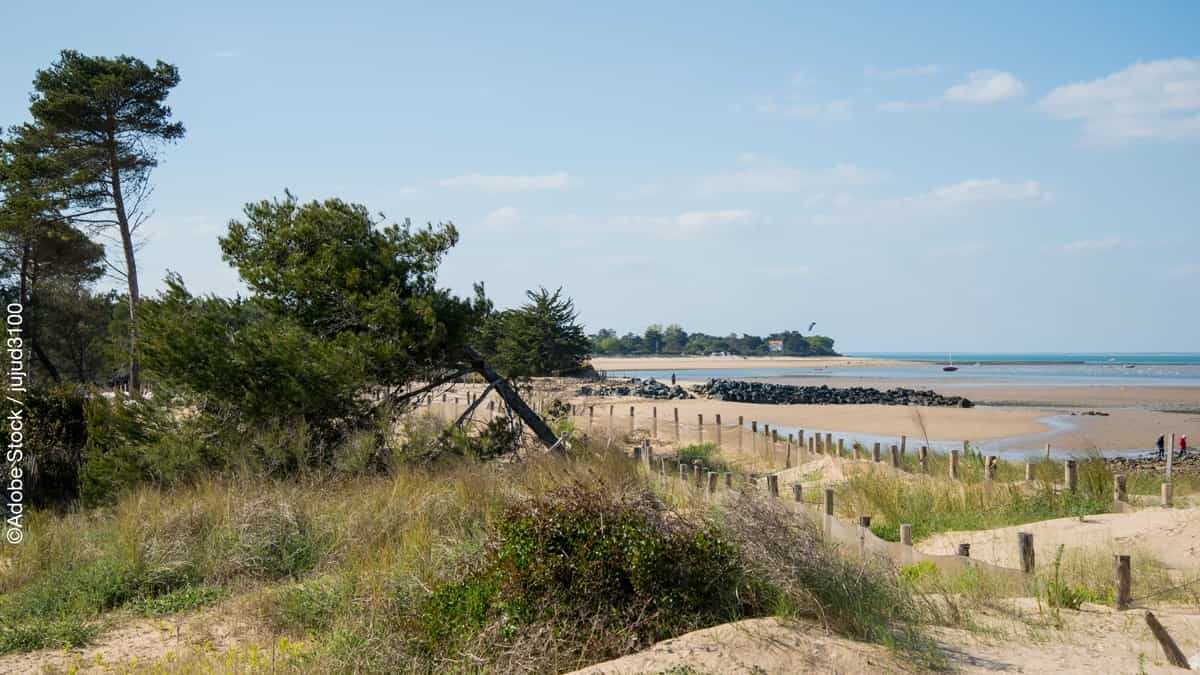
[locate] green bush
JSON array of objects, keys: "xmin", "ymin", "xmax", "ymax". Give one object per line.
[{"xmin": 23, "ymin": 386, "xmax": 88, "ymax": 508}]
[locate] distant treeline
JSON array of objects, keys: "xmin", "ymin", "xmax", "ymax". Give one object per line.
[{"xmin": 589, "ymin": 326, "xmax": 837, "ymax": 356}]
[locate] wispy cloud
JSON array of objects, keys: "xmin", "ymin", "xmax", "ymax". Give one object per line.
[
  {"xmin": 944, "ymin": 70, "xmax": 1026, "ymax": 103},
  {"xmin": 696, "ymin": 155, "xmax": 886, "ymax": 195},
  {"xmin": 879, "ymin": 69, "xmax": 1025, "ymax": 112},
  {"xmin": 480, "ymin": 206, "xmax": 521, "ymax": 231},
  {"xmin": 865, "ymin": 64, "xmax": 941, "ymax": 79},
  {"xmin": 607, "ymin": 209, "xmax": 759, "ymax": 239},
  {"xmin": 438, "ymin": 172, "xmax": 575, "ymax": 192},
  {"xmin": 1061, "ymin": 235, "xmax": 1125, "ymax": 254},
  {"xmin": 1038, "ymin": 58, "xmax": 1200, "ymax": 146},
  {"xmin": 811, "ymin": 178, "xmax": 1050, "ymax": 226}
]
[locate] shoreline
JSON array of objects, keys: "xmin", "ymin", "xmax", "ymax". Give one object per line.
[{"xmin": 589, "ymin": 355, "xmax": 918, "ymax": 371}]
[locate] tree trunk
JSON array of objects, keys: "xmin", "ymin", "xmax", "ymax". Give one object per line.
[
  {"xmin": 463, "ymin": 347, "xmax": 561, "ymax": 450},
  {"xmin": 23, "ymin": 244, "xmax": 61, "ymax": 382},
  {"xmin": 107, "ymin": 137, "xmax": 141, "ymax": 394}
]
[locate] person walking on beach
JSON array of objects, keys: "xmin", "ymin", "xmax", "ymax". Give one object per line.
[
  {"xmin": 1181, "ymin": 434, "xmax": 1188, "ymax": 458},
  {"xmin": 1156, "ymin": 434, "xmax": 1165, "ymax": 460}
]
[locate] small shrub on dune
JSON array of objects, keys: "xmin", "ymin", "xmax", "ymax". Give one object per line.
[{"xmin": 407, "ymin": 483, "xmax": 772, "ymax": 671}]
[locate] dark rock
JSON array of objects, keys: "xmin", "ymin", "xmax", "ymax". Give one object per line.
[{"xmin": 690, "ymin": 378, "xmax": 973, "ymax": 408}]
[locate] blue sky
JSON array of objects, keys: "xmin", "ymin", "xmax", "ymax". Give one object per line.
[{"xmin": 3, "ymin": 1, "xmax": 1198, "ymax": 352}]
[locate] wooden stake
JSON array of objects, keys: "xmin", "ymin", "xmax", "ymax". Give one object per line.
[
  {"xmin": 792, "ymin": 482, "xmax": 802, "ymax": 502},
  {"xmin": 957, "ymin": 543, "xmax": 971, "ymax": 558},
  {"xmin": 1114, "ymin": 474, "xmax": 1127, "ymax": 502},
  {"xmin": 1018, "ymin": 532, "xmax": 1035, "ymax": 574},
  {"xmin": 919, "ymin": 446, "xmax": 928, "ymax": 473},
  {"xmin": 823, "ymin": 488, "xmax": 834, "ymax": 516},
  {"xmin": 1162, "ymin": 482, "xmax": 1173, "ymax": 507},
  {"xmin": 1114, "ymin": 554, "xmax": 1131, "ymax": 610},
  {"xmin": 715, "ymin": 414, "xmax": 722, "ymax": 448},
  {"xmin": 890, "ymin": 445, "xmax": 900, "ymax": 468},
  {"xmin": 1144, "ymin": 611, "xmax": 1190, "ymax": 668},
  {"xmin": 872, "ymin": 442, "xmax": 881, "ymax": 463},
  {"xmin": 900, "ymin": 524, "xmax": 913, "ymax": 546},
  {"xmin": 652, "ymin": 406, "xmax": 658, "ymax": 438},
  {"xmin": 697, "ymin": 413, "xmax": 703, "ymax": 444},
  {"xmin": 767, "ymin": 473, "xmax": 779, "ymax": 498},
  {"xmin": 707, "ymin": 471, "xmax": 718, "ymax": 495},
  {"xmin": 950, "ymin": 450, "xmax": 960, "ymax": 480},
  {"xmin": 1025, "ymin": 462, "xmax": 1033, "ymax": 482},
  {"xmin": 985, "ymin": 455, "xmax": 997, "ymax": 481},
  {"xmin": 1065, "ymin": 459, "xmax": 1078, "ymax": 493}
]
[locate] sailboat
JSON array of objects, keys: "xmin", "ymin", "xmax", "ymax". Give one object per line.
[{"xmin": 942, "ymin": 352, "xmax": 958, "ymax": 372}]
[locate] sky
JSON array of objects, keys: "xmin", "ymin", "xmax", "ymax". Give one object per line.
[{"xmin": 2, "ymin": 1, "xmax": 1198, "ymax": 352}]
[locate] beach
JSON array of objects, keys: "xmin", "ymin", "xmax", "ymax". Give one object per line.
[{"xmin": 581, "ymin": 355, "xmax": 1200, "ymax": 455}]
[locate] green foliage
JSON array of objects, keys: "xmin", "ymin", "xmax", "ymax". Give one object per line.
[
  {"xmin": 219, "ymin": 191, "xmax": 488, "ymax": 386},
  {"xmin": 589, "ymin": 325, "xmax": 837, "ymax": 356},
  {"xmin": 130, "ymin": 584, "xmax": 225, "ymax": 616},
  {"xmin": 409, "ymin": 484, "xmax": 770, "ymax": 663},
  {"xmin": 23, "ymin": 385, "xmax": 88, "ymax": 507},
  {"xmin": 482, "ymin": 286, "xmax": 590, "ymax": 377},
  {"xmin": 139, "ymin": 275, "xmax": 368, "ymax": 440},
  {"xmin": 676, "ymin": 442, "xmax": 730, "ymax": 473}
]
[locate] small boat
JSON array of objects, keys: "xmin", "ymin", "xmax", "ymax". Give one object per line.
[
  {"xmin": 943, "ymin": 352, "xmax": 958, "ymax": 372},
  {"xmin": 1124, "ymin": 364, "xmax": 1136, "ymax": 369}
]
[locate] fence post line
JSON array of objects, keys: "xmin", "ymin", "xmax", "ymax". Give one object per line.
[
  {"xmin": 1018, "ymin": 532, "xmax": 1035, "ymax": 574},
  {"xmin": 950, "ymin": 450, "xmax": 960, "ymax": 480},
  {"xmin": 1065, "ymin": 459, "xmax": 1078, "ymax": 493},
  {"xmin": 1114, "ymin": 474, "xmax": 1127, "ymax": 502},
  {"xmin": 1114, "ymin": 554, "xmax": 1131, "ymax": 610}
]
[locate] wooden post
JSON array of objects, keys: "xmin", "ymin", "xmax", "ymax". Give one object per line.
[
  {"xmin": 890, "ymin": 445, "xmax": 900, "ymax": 468},
  {"xmin": 1018, "ymin": 532, "xmax": 1035, "ymax": 574},
  {"xmin": 900, "ymin": 524, "xmax": 913, "ymax": 546},
  {"xmin": 1114, "ymin": 474, "xmax": 1127, "ymax": 502},
  {"xmin": 725, "ymin": 471, "xmax": 732, "ymax": 488},
  {"xmin": 679, "ymin": 462, "xmax": 687, "ymax": 482},
  {"xmin": 715, "ymin": 414, "xmax": 722, "ymax": 448},
  {"xmin": 900, "ymin": 435, "xmax": 907, "ymax": 456},
  {"xmin": 1161, "ymin": 482, "xmax": 1173, "ymax": 507},
  {"xmin": 808, "ymin": 436, "xmax": 815, "ymax": 457},
  {"xmin": 792, "ymin": 482, "xmax": 802, "ymax": 502},
  {"xmin": 707, "ymin": 471, "xmax": 718, "ymax": 495},
  {"xmin": 950, "ymin": 450, "xmax": 960, "ymax": 480},
  {"xmin": 985, "ymin": 456, "xmax": 996, "ymax": 481},
  {"xmin": 872, "ymin": 442, "xmax": 881, "ymax": 463},
  {"xmin": 629, "ymin": 406, "xmax": 635, "ymax": 433},
  {"xmin": 588, "ymin": 405, "xmax": 594, "ymax": 432},
  {"xmin": 694, "ymin": 462, "xmax": 703, "ymax": 487},
  {"xmin": 852, "ymin": 442, "xmax": 861, "ymax": 461},
  {"xmin": 858, "ymin": 515, "xmax": 872, "ymax": 528},
  {"xmin": 1045, "ymin": 442, "xmax": 1051, "ymax": 459},
  {"xmin": 1144, "ymin": 611, "xmax": 1190, "ymax": 668},
  {"xmin": 786, "ymin": 439, "xmax": 792, "ymax": 468},
  {"xmin": 1025, "ymin": 462, "xmax": 1033, "ymax": 482},
  {"xmin": 1065, "ymin": 459, "xmax": 1078, "ymax": 493},
  {"xmin": 737, "ymin": 415, "xmax": 744, "ymax": 450},
  {"xmin": 767, "ymin": 473, "xmax": 779, "ymax": 498},
  {"xmin": 673, "ymin": 407, "xmax": 680, "ymax": 441},
  {"xmin": 652, "ymin": 406, "xmax": 658, "ymax": 438},
  {"xmin": 1113, "ymin": 554, "xmax": 1131, "ymax": 610},
  {"xmin": 633, "ymin": 442, "xmax": 642, "ymax": 462},
  {"xmin": 837, "ymin": 438, "xmax": 845, "ymax": 457},
  {"xmin": 823, "ymin": 488, "xmax": 834, "ymax": 516},
  {"xmin": 957, "ymin": 543, "xmax": 971, "ymax": 558},
  {"xmin": 697, "ymin": 413, "xmax": 704, "ymax": 444},
  {"xmin": 1167, "ymin": 432, "xmax": 1175, "ymax": 480},
  {"xmin": 919, "ymin": 446, "xmax": 928, "ymax": 473},
  {"xmin": 825, "ymin": 433, "xmax": 833, "ymax": 454},
  {"xmin": 797, "ymin": 429, "xmax": 804, "ymax": 448}
]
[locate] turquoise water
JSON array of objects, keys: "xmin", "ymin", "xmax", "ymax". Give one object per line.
[{"xmin": 606, "ymin": 353, "xmax": 1200, "ymax": 387}]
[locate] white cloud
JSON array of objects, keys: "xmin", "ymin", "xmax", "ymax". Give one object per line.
[
  {"xmin": 811, "ymin": 178, "xmax": 1050, "ymax": 227},
  {"xmin": 901, "ymin": 178, "xmax": 1051, "ymax": 209},
  {"xmin": 437, "ymin": 172, "xmax": 574, "ymax": 192},
  {"xmin": 480, "ymin": 206, "xmax": 521, "ymax": 231},
  {"xmin": 881, "ymin": 69, "xmax": 1025, "ymax": 112},
  {"xmin": 865, "ymin": 64, "xmax": 941, "ymax": 79},
  {"xmin": 1038, "ymin": 58, "xmax": 1200, "ymax": 145},
  {"xmin": 1062, "ymin": 236, "xmax": 1124, "ymax": 254},
  {"xmin": 756, "ymin": 98, "xmax": 853, "ymax": 120},
  {"xmin": 697, "ymin": 156, "xmax": 887, "ymax": 195},
  {"xmin": 606, "ymin": 210, "xmax": 759, "ymax": 239},
  {"xmin": 943, "ymin": 70, "xmax": 1025, "ymax": 103}
]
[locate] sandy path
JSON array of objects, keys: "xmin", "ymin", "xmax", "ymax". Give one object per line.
[{"xmin": 917, "ymin": 506, "xmax": 1200, "ymax": 572}]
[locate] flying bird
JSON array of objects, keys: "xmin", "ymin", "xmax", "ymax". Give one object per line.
[{"xmin": 807, "ymin": 322, "xmax": 816, "ymax": 332}]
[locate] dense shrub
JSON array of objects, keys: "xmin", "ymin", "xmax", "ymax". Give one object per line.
[
  {"xmin": 409, "ymin": 484, "xmax": 772, "ymax": 669},
  {"xmin": 23, "ymin": 386, "xmax": 88, "ymax": 508}
]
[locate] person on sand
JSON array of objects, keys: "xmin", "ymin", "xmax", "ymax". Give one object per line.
[
  {"xmin": 1156, "ymin": 434, "xmax": 1165, "ymax": 460},
  {"xmin": 1181, "ymin": 434, "xmax": 1188, "ymax": 458}
]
